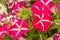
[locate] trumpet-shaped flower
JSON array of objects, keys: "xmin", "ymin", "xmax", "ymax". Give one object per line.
[
  {"xmin": 9, "ymin": 20, "xmax": 29, "ymax": 38},
  {"xmin": 32, "ymin": 13, "xmax": 53, "ymax": 32}
]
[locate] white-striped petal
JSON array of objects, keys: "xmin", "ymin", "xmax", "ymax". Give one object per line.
[
  {"xmin": 16, "ymin": 21, "xmax": 24, "ymax": 28},
  {"xmin": 42, "ymin": 6, "xmax": 44, "ymax": 11},
  {"xmin": 13, "ymin": 19, "xmax": 18, "ymax": 25},
  {"xmin": 16, "ymin": 23, "xmax": 20, "ymax": 28},
  {"xmin": 46, "ymin": 0, "xmax": 52, "ymax": 5},
  {"xmin": 16, "ymin": 31, "xmax": 20, "ymax": 36},
  {"xmin": 34, "ymin": 14, "xmax": 40, "ymax": 18},
  {"xmin": 35, "ymin": 21, "xmax": 40, "ymax": 25},
  {"xmin": 40, "ymin": 22, "xmax": 44, "ymax": 31},
  {"xmin": 40, "ymin": 0, "xmax": 44, "ymax": 4},
  {"xmin": 2, "ymin": 31, "xmax": 7, "ymax": 33},
  {"xmin": 34, "ymin": 6, "xmax": 40, "ymax": 10},
  {"xmin": 7, "ymin": 15, "xmax": 13, "ymax": 21},
  {"xmin": 42, "ymin": 19, "xmax": 50, "ymax": 22},
  {"xmin": 0, "ymin": 32, "xmax": 2, "ymax": 35},
  {"xmin": 1, "ymin": 17, "xmax": 6, "ymax": 21},
  {"xmin": 42, "ymin": 13, "xmax": 44, "ymax": 19},
  {"xmin": 20, "ymin": 21, "xmax": 24, "ymax": 27},
  {"xmin": 10, "ymin": 28, "xmax": 19, "ymax": 31},
  {"xmin": 22, "ymin": 28, "xmax": 29, "ymax": 30}
]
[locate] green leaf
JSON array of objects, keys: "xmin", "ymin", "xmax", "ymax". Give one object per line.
[
  {"xmin": 54, "ymin": 0, "xmax": 60, "ymax": 3},
  {"xmin": 54, "ymin": 19, "xmax": 60, "ymax": 22},
  {"xmin": 57, "ymin": 25, "xmax": 60, "ymax": 32},
  {"xmin": 18, "ymin": 8, "xmax": 32, "ymax": 20},
  {"xmin": 0, "ymin": 0, "xmax": 6, "ymax": 6},
  {"xmin": 2, "ymin": 34, "xmax": 13, "ymax": 40},
  {"xmin": 26, "ymin": 37, "xmax": 32, "ymax": 40}
]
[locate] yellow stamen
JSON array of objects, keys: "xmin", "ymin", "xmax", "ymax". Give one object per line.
[
  {"xmin": 18, "ymin": 26, "xmax": 22, "ymax": 30},
  {"xmin": 0, "ymin": 6, "xmax": 2, "ymax": 11}
]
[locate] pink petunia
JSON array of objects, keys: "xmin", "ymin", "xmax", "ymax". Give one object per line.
[
  {"xmin": 43, "ymin": 6, "xmax": 53, "ymax": 15},
  {"xmin": 36, "ymin": 0, "xmax": 53, "ymax": 8},
  {"xmin": 55, "ymin": 2, "xmax": 60, "ymax": 9},
  {"xmin": 9, "ymin": 19, "xmax": 29, "ymax": 38},
  {"xmin": 31, "ymin": 1, "xmax": 53, "ymax": 15},
  {"xmin": 5, "ymin": 14, "xmax": 19, "ymax": 28},
  {"xmin": 0, "ymin": 14, "xmax": 4, "ymax": 20},
  {"xmin": 31, "ymin": 1, "xmax": 44, "ymax": 14},
  {"xmin": 0, "ymin": 24, "xmax": 9, "ymax": 39},
  {"xmin": 8, "ymin": 0, "xmax": 26, "ymax": 14},
  {"xmin": 32, "ymin": 13, "xmax": 53, "ymax": 32},
  {"xmin": 54, "ymin": 32, "xmax": 60, "ymax": 40},
  {"xmin": 11, "ymin": 2, "xmax": 26, "ymax": 14}
]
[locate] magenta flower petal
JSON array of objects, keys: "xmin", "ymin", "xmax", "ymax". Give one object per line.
[
  {"xmin": 17, "ymin": 2, "xmax": 26, "ymax": 8},
  {"xmin": 9, "ymin": 1, "xmax": 26, "ymax": 14},
  {"xmin": 36, "ymin": 0, "xmax": 53, "ymax": 8},
  {"xmin": 55, "ymin": 2, "xmax": 60, "ymax": 9},
  {"xmin": 54, "ymin": 32, "xmax": 60, "ymax": 40},
  {"xmin": 32, "ymin": 19, "xmax": 51, "ymax": 32},
  {"xmin": 31, "ymin": 1, "xmax": 44, "ymax": 14},
  {"xmin": 31, "ymin": 1, "xmax": 53, "ymax": 15},
  {"xmin": 43, "ymin": 6, "xmax": 53, "ymax": 15},
  {"xmin": 0, "ymin": 14, "xmax": 4, "ymax": 20},
  {"xmin": 0, "ymin": 24, "xmax": 9, "ymax": 39},
  {"xmin": 32, "ymin": 13, "xmax": 53, "ymax": 32},
  {"xmin": 9, "ymin": 19, "xmax": 29, "ymax": 38}
]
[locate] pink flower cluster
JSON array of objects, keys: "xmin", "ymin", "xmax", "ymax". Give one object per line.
[
  {"xmin": 54, "ymin": 32, "xmax": 60, "ymax": 40},
  {"xmin": 31, "ymin": 0, "xmax": 53, "ymax": 32},
  {"xmin": 1, "ymin": 0, "xmax": 60, "ymax": 39},
  {"xmin": 0, "ymin": 1, "xmax": 29, "ymax": 39}
]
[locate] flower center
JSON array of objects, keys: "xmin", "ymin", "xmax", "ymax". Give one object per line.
[
  {"xmin": 18, "ymin": 26, "xmax": 22, "ymax": 30},
  {"xmin": 0, "ymin": 6, "xmax": 2, "ymax": 11},
  {"xmin": 39, "ymin": 17, "xmax": 42, "ymax": 22}
]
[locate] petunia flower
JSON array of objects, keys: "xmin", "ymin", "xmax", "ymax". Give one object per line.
[
  {"xmin": 43, "ymin": 6, "xmax": 53, "ymax": 15},
  {"xmin": 5, "ymin": 14, "xmax": 19, "ymax": 28},
  {"xmin": 55, "ymin": 2, "xmax": 60, "ymax": 9},
  {"xmin": 9, "ymin": 20, "xmax": 29, "ymax": 38},
  {"xmin": 31, "ymin": 1, "xmax": 44, "ymax": 14},
  {"xmin": 32, "ymin": 13, "xmax": 53, "ymax": 32},
  {"xmin": 36, "ymin": 0, "xmax": 53, "ymax": 8},
  {"xmin": 54, "ymin": 32, "xmax": 60, "ymax": 40},
  {"xmin": 12, "ymin": 2, "xmax": 26, "ymax": 14},
  {"xmin": 0, "ymin": 24, "xmax": 9, "ymax": 39},
  {"xmin": 8, "ymin": 0, "xmax": 26, "ymax": 14},
  {"xmin": 6, "ymin": 0, "xmax": 14, "ymax": 9},
  {"xmin": 0, "ymin": 14, "xmax": 4, "ymax": 20},
  {"xmin": 31, "ymin": 1, "xmax": 53, "ymax": 15}
]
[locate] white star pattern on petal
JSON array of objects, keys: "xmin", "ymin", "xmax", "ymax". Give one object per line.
[
  {"xmin": 10, "ymin": 21, "xmax": 29, "ymax": 36},
  {"xmin": 40, "ymin": 0, "xmax": 53, "ymax": 6},
  {"xmin": 34, "ymin": 6, "xmax": 40, "ymax": 11},
  {"xmin": 0, "ymin": 31, "xmax": 7, "ymax": 35},
  {"xmin": 34, "ymin": 14, "xmax": 40, "ymax": 18},
  {"xmin": 34, "ymin": 13, "xmax": 50, "ymax": 31}
]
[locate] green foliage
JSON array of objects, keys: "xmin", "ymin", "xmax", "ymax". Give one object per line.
[
  {"xmin": 54, "ymin": 0, "xmax": 60, "ymax": 3},
  {"xmin": 18, "ymin": 8, "xmax": 32, "ymax": 20},
  {"xmin": 0, "ymin": 0, "xmax": 6, "ymax": 6},
  {"xmin": 26, "ymin": 29, "xmax": 40, "ymax": 40},
  {"xmin": 2, "ymin": 34, "xmax": 13, "ymax": 40},
  {"xmin": 54, "ymin": 19, "xmax": 60, "ymax": 22},
  {"xmin": 30, "ymin": 0, "xmax": 36, "ymax": 4},
  {"xmin": 1, "ymin": 0, "xmax": 60, "ymax": 40}
]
